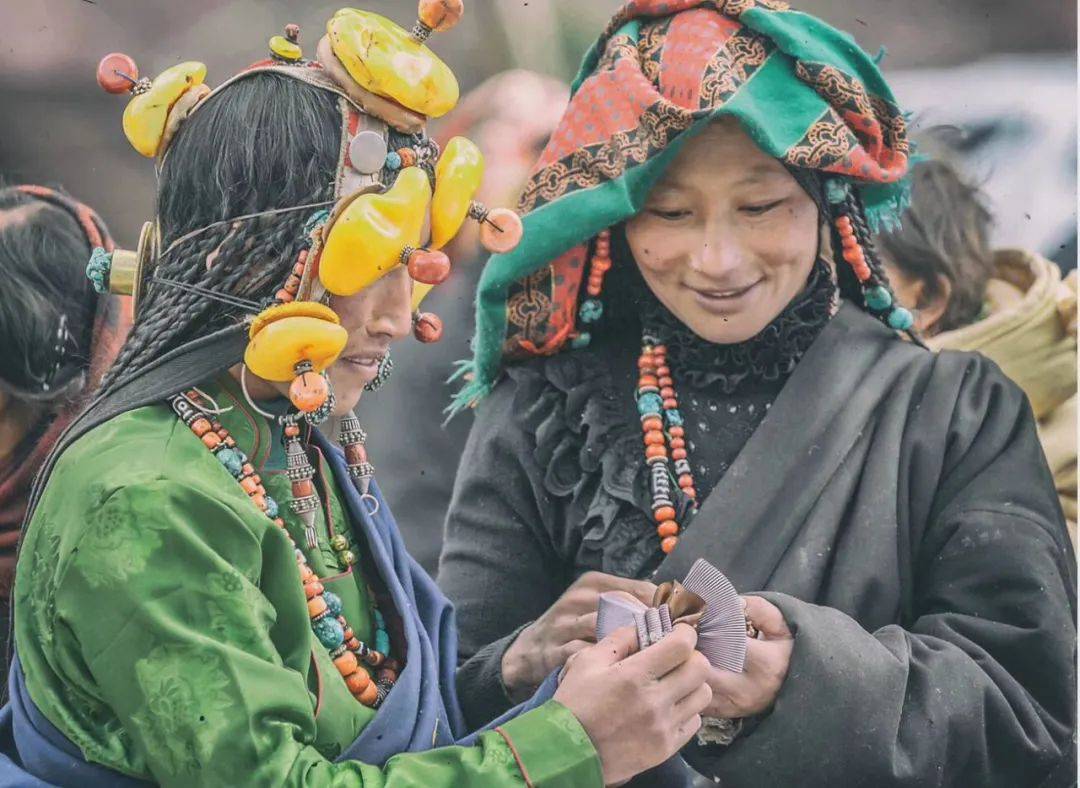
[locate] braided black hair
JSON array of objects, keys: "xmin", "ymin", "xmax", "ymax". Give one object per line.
[{"xmin": 98, "ymin": 72, "xmax": 412, "ymax": 394}]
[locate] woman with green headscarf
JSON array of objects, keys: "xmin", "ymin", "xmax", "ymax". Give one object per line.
[{"xmin": 439, "ymin": 1, "xmax": 1076, "ymax": 785}]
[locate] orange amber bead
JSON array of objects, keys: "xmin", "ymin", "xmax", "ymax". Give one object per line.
[
  {"xmin": 346, "ymin": 670, "xmax": 371, "ymax": 694},
  {"xmin": 97, "ymin": 52, "xmax": 138, "ymax": 94},
  {"xmin": 639, "ymin": 375, "xmax": 658, "ymax": 388},
  {"xmin": 251, "ymin": 493, "xmax": 267, "ymax": 510},
  {"xmin": 478, "ymin": 208, "xmax": 524, "ymax": 254},
  {"xmin": 642, "ymin": 416, "xmax": 663, "ymax": 432},
  {"xmin": 644, "ymin": 430, "xmax": 665, "ymax": 446},
  {"xmin": 300, "ymin": 564, "xmax": 315, "ymax": 581},
  {"xmin": 359, "ymin": 681, "xmax": 379, "ymax": 705},
  {"xmin": 201, "ymin": 432, "xmax": 222, "ymax": 449},
  {"xmin": 307, "ymin": 597, "xmax": 328, "ymax": 617},
  {"xmin": 645, "ymin": 445, "xmax": 667, "ymax": 460},
  {"xmin": 190, "ymin": 418, "xmax": 212, "ymax": 437},
  {"xmin": 653, "ymin": 506, "xmax": 676, "ymax": 522},
  {"xmin": 657, "ymin": 521, "xmax": 679, "ymax": 538},
  {"xmin": 418, "ymin": 0, "xmax": 464, "ymax": 33},
  {"xmin": 406, "ymin": 248, "xmax": 452, "ymax": 285},
  {"xmin": 304, "ymin": 581, "xmax": 324, "ymax": 599},
  {"xmin": 240, "ymin": 476, "xmax": 259, "ymax": 494},
  {"xmin": 661, "ymin": 536, "xmax": 679, "ymax": 553},
  {"xmin": 289, "ymin": 372, "xmax": 330, "ymax": 413},
  {"xmin": 334, "ymin": 651, "xmax": 360, "ymax": 676}
]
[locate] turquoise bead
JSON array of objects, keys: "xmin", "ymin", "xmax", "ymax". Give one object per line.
[
  {"xmin": 571, "ymin": 332, "xmax": 591, "ymax": 350},
  {"xmin": 323, "ymin": 591, "xmax": 343, "ymax": 617},
  {"xmin": 312, "ymin": 616, "xmax": 344, "ymax": 649},
  {"xmin": 375, "ymin": 629, "xmax": 391, "ymax": 656},
  {"xmin": 304, "ymin": 209, "xmax": 330, "ymax": 236},
  {"xmin": 637, "ymin": 393, "xmax": 663, "ymax": 415},
  {"xmin": 825, "ymin": 178, "xmax": 850, "ymax": 205},
  {"xmin": 85, "ymin": 247, "xmax": 112, "ymax": 294},
  {"xmin": 385, "ymin": 151, "xmax": 402, "ymax": 170},
  {"xmin": 887, "ymin": 306, "xmax": 914, "ymax": 331},
  {"xmin": 863, "ymin": 285, "xmax": 892, "ymax": 311},
  {"xmin": 373, "ymin": 610, "xmax": 386, "ymax": 628},
  {"xmin": 665, "ymin": 409, "xmax": 684, "ymax": 427},
  {"xmin": 215, "ymin": 447, "xmax": 243, "ymax": 476},
  {"xmin": 578, "ymin": 299, "xmax": 603, "ymax": 324},
  {"xmin": 264, "ymin": 496, "xmax": 279, "ymax": 518}
]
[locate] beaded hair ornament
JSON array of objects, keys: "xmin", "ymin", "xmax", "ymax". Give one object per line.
[{"xmin": 86, "ymin": 2, "xmax": 524, "ymax": 709}]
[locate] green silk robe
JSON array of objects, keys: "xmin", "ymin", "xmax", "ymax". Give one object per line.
[{"xmin": 14, "ymin": 375, "xmax": 601, "ymax": 787}]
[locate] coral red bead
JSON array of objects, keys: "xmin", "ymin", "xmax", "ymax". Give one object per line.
[
  {"xmin": 241, "ymin": 463, "xmax": 255, "ymax": 476},
  {"xmin": 645, "ymin": 445, "xmax": 668, "ymax": 460},
  {"xmin": 639, "ymin": 375, "xmax": 658, "ymax": 388},
  {"xmin": 334, "ymin": 651, "xmax": 359, "ymax": 676},
  {"xmin": 418, "ymin": 0, "xmax": 465, "ymax": 33},
  {"xmin": 835, "ymin": 216, "xmax": 852, "ymax": 231},
  {"xmin": 97, "ymin": 52, "xmax": 138, "ymax": 94},
  {"xmin": 251, "ymin": 493, "xmax": 267, "ymax": 510},
  {"xmin": 276, "ymin": 289, "xmax": 295, "ymax": 302},
  {"xmin": 660, "ymin": 387, "xmax": 675, "ymax": 399},
  {"xmin": 842, "ymin": 247, "xmax": 865, "ymax": 266},
  {"xmin": 653, "ymin": 506, "xmax": 676, "ymax": 523},
  {"xmin": 359, "ymin": 681, "xmax": 379, "ymax": 705},
  {"xmin": 656, "ymin": 366, "xmax": 670, "ymax": 377},
  {"xmin": 407, "ymin": 248, "xmax": 452, "ymax": 285},
  {"xmin": 201, "ymin": 432, "xmax": 222, "ymax": 449},
  {"xmin": 678, "ymin": 475, "xmax": 694, "ymax": 489},
  {"xmin": 662, "ymin": 398, "xmax": 678, "ymax": 410},
  {"xmin": 661, "ymin": 536, "xmax": 679, "ymax": 554},
  {"xmin": 653, "ymin": 345, "xmax": 667, "ymax": 355},
  {"xmin": 285, "ymin": 424, "xmax": 301, "ymax": 437},
  {"xmin": 413, "ymin": 312, "xmax": 444, "ymax": 343},
  {"xmin": 841, "ymin": 235, "xmax": 858, "ymax": 249},
  {"xmin": 190, "ymin": 418, "xmax": 212, "ymax": 437},
  {"xmin": 657, "ymin": 521, "xmax": 679, "ymax": 538},
  {"xmin": 304, "ymin": 581, "xmax": 324, "ymax": 599},
  {"xmin": 638, "ymin": 356, "xmax": 655, "ymax": 370},
  {"xmin": 240, "ymin": 476, "xmax": 259, "ymax": 494},
  {"xmin": 669, "ymin": 426, "xmax": 684, "ymax": 437},
  {"xmin": 670, "ymin": 437, "xmax": 685, "ymax": 449},
  {"xmin": 479, "ymin": 208, "xmax": 524, "ymax": 254},
  {"xmin": 672, "ymin": 448, "xmax": 687, "ymax": 461},
  {"xmin": 289, "ymin": 371, "xmax": 330, "ymax": 413},
  {"xmin": 644, "ymin": 430, "xmax": 665, "ymax": 446},
  {"xmin": 300, "ymin": 564, "xmax": 315, "ymax": 581},
  {"xmin": 346, "ymin": 670, "xmax": 371, "ymax": 694},
  {"xmin": 285, "ymin": 274, "xmax": 302, "ymax": 292},
  {"xmin": 684, "ymin": 487, "xmax": 697, "ymax": 499},
  {"xmin": 642, "ymin": 416, "xmax": 663, "ymax": 432},
  {"xmin": 658, "ymin": 376, "xmax": 673, "ymax": 387}
]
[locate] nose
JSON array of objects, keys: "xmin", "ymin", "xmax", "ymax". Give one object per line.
[
  {"xmin": 692, "ymin": 220, "xmax": 744, "ymax": 279},
  {"xmin": 366, "ymin": 266, "xmax": 414, "ymax": 341}
]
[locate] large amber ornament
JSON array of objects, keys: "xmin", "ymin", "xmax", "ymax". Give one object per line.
[
  {"xmin": 430, "ymin": 136, "xmax": 484, "ymax": 250},
  {"xmin": 122, "ymin": 61, "xmax": 207, "ymax": 157},
  {"xmin": 245, "ymin": 302, "xmax": 348, "ymax": 382},
  {"xmin": 326, "ymin": 9, "xmax": 459, "ymax": 118},
  {"xmin": 319, "ymin": 167, "xmax": 432, "ymax": 296}
]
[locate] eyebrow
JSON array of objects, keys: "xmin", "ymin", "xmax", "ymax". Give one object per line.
[{"xmin": 656, "ymin": 163, "xmax": 789, "ymax": 193}]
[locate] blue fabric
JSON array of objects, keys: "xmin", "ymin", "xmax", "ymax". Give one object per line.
[{"xmin": 0, "ymin": 432, "xmax": 557, "ymax": 785}]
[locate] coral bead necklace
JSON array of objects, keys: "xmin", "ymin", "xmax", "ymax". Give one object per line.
[
  {"xmin": 636, "ymin": 336, "xmax": 697, "ymax": 554},
  {"xmin": 170, "ymin": 389, "xmax": 399, "ymax": 708}
]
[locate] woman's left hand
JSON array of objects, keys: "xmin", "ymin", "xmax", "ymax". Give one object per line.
[{"xmin": 703, "ymin": 595, "xmax": 793, "ymax": 719}]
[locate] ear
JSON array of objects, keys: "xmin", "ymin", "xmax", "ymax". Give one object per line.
[{"xmin": 914, "ymin": 273, "xmax": 951, "ymax": 335}]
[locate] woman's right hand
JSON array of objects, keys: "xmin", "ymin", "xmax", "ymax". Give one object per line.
[
  {"xmin": 553, "ymin": 624, "xmax": 712, "ymax": 786},
  {"xmin": 502, "ymin": 571, "xmax": 657, "ymax": 701}
]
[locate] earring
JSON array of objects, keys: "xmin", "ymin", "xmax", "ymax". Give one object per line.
[
  {"xmin": 571, "ymin": 228, "xmax": 612, "ymax": 350},
  {"xmin": 413, "ymin": 310, "xmax": 444, "ymax": 343},
  {"xmin": 363, "ymin": 353, "xmax": 394, "ymax": 391}
]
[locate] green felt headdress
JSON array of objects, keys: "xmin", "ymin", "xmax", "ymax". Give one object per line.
[{"xmin": 454, "ymin": 0, "xmax": 912, "ymax": 411}]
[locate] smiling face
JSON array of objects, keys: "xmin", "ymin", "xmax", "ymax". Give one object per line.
[
  {"xmin": 625, "ymin": 119, "xmax": 821, "ymax": 344},
  {"xmin": 325, "ymin": 265, "xmax": 414, "ymax": 414}
]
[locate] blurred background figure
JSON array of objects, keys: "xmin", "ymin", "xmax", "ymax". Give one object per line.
[
  {"xmin": 363, "ymin": 70, "xmax": 569, "ymax": 571},
  {"xmin": 0, "ymin": 185, "xmax": 130, "ymax": 648},
  {"xmin": 878, "ymin": 148, "xmax": 1077, "ymax": 543}
]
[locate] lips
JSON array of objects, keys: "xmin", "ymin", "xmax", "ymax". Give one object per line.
[
  {"xmin": 338, "ymin": 349, "xmax": 386, "ymax": 372},
  {"xmin": 687, "ymin": 278, "xmax": 763, "ymax": 313}
]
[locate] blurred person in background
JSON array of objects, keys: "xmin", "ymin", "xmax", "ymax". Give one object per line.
[
  {"xmin": 364, "ymin": 70, "xmax": 569, "ymax": 573},
  {"xmin": 0, "ymin": 184, "xmax": 130, "ymax": 656},
  {"xmin": 878, "ymin": 151, "xmax": 1078, "ymax": 543}
]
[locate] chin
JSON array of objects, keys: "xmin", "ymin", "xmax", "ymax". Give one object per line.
[{"xmin": 688, "ymin": 317, "xmax": 770, "ymax": 345}]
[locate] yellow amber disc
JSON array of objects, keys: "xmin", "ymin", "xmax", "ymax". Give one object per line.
[
  {"xmin": 248, "ymin": 301, "xmax": 340, "ymax": 339},
  {"xmin": 244, "ymin": 314, "xmax": 348, "ymax": 382},
  {"xmin": 319, "ymin": 167, "xmax": 432, "ymax": 296},
  {"xmin": 326, "ymin": 8, "xmax": 459, "ymax": 117},
  {"xmin": 122, "ymin": 61, "xmax": 207, "ymax": 158},
  {"xmin": 430, "ymin": 136, "xmax": 484, "ymax": 250},
  {"xmin": 269, "ymin": 35, "xmax": 303, "ymax": 61}
]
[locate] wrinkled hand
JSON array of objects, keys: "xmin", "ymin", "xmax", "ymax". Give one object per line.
[
  {"xmin": 704, "ymin": 596, "xmax": 793, "ymax": 719},
  {"xmin": 502, "ymin": 571, "xmax": 656, "ymax": 701},
  {"xmin": 555, "ymin": 624, "xmax": 713, "ymax": 787}
]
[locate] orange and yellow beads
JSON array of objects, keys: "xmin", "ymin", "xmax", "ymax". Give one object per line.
[
  {"xmin": 636, "ymin": 341, "xmax": 696, "ymax": 554},
  {"xmin": 171, "ymin": 391, "xmax": 398, "ymax": 708}
]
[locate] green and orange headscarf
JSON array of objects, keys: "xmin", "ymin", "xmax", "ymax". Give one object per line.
[{"xmin": 455, "ymin": 0, "xmax": 911, "ymax": 409}]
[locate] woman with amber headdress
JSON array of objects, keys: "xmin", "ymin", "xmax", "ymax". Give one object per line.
[
  {"xmin": 0, "ymin": 6, "xmax": 714, "ymax": 787},
  {"xmin": 440, "ymin": 2, "xmax": 1076, "ymax": 784}
]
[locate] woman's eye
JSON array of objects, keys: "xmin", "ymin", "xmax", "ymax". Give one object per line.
[
  {"xmin": 649, "ymin": 208, "xmax": 691, "ymax": 220},
  {"xmin": 741, "ymin": 199, "xmax": 785, "ymax": 216}
]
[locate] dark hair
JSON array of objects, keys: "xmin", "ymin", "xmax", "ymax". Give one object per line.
[
  {"xmin": 0, "ymin": 187, "xmax": 97, "ymax": 400},
  {"xmin": 877, "ymin": 157, "xmax": 994, "ymax": 333},
  {"xmin": 98, "ymin": 73, "xmax": 417, "ymax": 394}
]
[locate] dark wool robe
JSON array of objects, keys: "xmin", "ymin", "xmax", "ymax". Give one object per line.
[{"xmin": 439, "ymin": 302, "xmax": 1077, "ymax": 787}]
